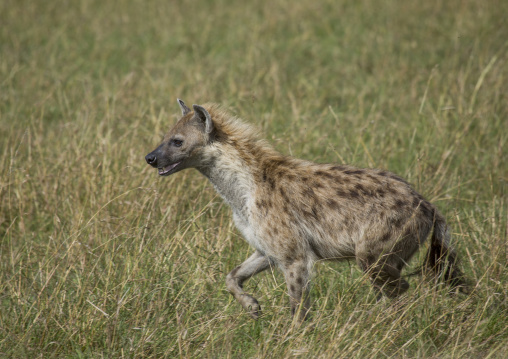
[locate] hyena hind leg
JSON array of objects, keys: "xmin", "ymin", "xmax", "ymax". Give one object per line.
[
  {"xmin": 282, "ymin": 260, "xmax": 311, "ymax": 322},
  {"xmin": 356, "ymin": 254, "xmax": 410, "ymax": 299},
  {"xmin": 226, "ymin": 250, "xmax": 270, "ymax": 319}
]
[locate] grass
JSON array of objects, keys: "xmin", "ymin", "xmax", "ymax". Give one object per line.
[{"xmin": 1, "ymin": 0, "xmax": 507, "ymax": 357}]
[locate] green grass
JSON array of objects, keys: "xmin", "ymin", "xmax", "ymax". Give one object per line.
[{"xmin": 1, "ymin": 0, "xmax": 507, "ymax": 357}]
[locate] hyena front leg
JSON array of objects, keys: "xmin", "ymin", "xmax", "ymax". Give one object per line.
[
  {"xmin": 226, "ymin": 250, "xmax": 270, "ymax": 319},
  {"xmin": 283, "ymin": 260, "xmax": 311, "ymax": 321}
]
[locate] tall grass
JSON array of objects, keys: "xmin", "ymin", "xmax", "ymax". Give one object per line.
[{"xmin": 1, "ymin": 0, "xmax": 507, "ymax": 357}]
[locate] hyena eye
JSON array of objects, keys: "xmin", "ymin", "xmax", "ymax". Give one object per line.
[{"xmin": 172, "ymin": 139, "xmax": 183, "ymax": 147}]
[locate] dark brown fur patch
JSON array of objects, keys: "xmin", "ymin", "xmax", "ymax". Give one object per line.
[
  {"xmin": 268, "ymin": 177, "xmax": 276, "ymax": 189},
  {"xmin": 280, "ymin": 187, "xmax": 290, "ymax": 202},
  {"xmin": 336, "ymin": 189, "xmax": 348, "ymax": 197},
  {"xmin": 313, "ymin": 181, "xmax": 324, "ymax": 188},
  {"xmin": 349, "ymin": 190, "xmax": 360, "ymax": 199},
  {"xmin": 367, "ymin": 174, "xmax": 382, "ymax": 185},
  {"xmin": 331, "ymin": 165, "xmax": 346, "ymax": 171},
  {"xmin": 386, "ymin": 185, "xmax": 398, "ymax": 195},
  {"xmin": 392, "ymin": 199, "xmax": 406, "ymax": 210},
  {"xmin": 303, "ymin": 187, "xmax": 315, "ymax": 198},
  {"xmin": 344, "ymin": 169, "xmax": 364, "ymax": 176},
  {"xmin": 327, "ymin": 199, "xmax": 340, "ymax": 210},
  {"xmin": 315, "ymin": 170, "xmax": 335, "ymax": 180}
]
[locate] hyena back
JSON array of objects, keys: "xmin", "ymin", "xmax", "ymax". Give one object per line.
[{"xmin": 145, "ymin": 100, "xmax": 465, "ymax": 320}]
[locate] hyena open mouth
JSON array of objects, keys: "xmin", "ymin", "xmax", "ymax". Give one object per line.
[{"xmin": 158, "ymin": 162, "xmax": 181, "ymax": 176}]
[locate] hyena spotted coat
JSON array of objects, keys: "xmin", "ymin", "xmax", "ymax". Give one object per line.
[{"xmin": 145, "ymin": 100, "xmax": 465, "ymax": 320}]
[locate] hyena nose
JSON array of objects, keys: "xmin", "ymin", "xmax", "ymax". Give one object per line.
[{"xmin": 145, "ymin": 153, "xmax": 157, "ymax": 166}]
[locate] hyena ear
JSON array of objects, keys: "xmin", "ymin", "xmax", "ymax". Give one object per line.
[
  {"xmin": 177, "ymin": 98, "xmax": 191, "ymax": 116},
  {"xmin": 192, "ymin": 104, "xmax": 213, "ymax": 134}
]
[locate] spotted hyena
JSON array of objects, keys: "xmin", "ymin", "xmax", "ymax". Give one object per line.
[{"xmin": 145, "ymin": 99, "xmax": 466, "ymax": 321}]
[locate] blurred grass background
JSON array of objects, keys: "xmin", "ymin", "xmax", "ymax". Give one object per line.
[{"xmin": 1, "ymin": 0, "xmax": 507, "ymax": 357}]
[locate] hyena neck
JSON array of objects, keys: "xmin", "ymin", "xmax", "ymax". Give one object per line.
[
  {"xmin": 197, "ymin": 144, "xmax": 257, "ymax": 215},
  {"xmin": 197, "ymin": 140, "xmax": 278, "ymax": 216}
]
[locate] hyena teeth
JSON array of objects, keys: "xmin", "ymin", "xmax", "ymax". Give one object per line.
[{"xmin": 158, "ymin": 162, "xmax": 180, "ymax": 175}]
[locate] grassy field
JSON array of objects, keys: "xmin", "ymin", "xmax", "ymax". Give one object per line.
[{"xmin": 1, "ymin": 0, "xmax": 507, "ymax": 357}]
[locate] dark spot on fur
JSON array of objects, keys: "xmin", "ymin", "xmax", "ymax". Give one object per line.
[
  {"xmin": 303, "ymin": 187, "xmax": 315, "ymax": 198},
  {"xmin": 311, "ymin": 206, "xmax": 319, "ymax": 219},
  {"xmin": 266, "ymin": 199, "xmax": 273, "ymax": 208},
  {"xmin": 280, "ymin": 187, "xmax": 290, "ymax": 202},
  {"xmin": 327, "ymin": 199, "xmax": 340, "ymax": 210},
  {"xmin": 272, "ymin": 158, "xmax": 289, "ymax": 168},
  {"xmin": 313, "ymin": 181, "xmax": 324, "ymax": 188},
  {"xmin": 355, "ymin": 183, "xmax": 366, "ymax": 192},
  {"xmin": 336, "ymin": 189, "xmax": 348, "ymax": 197},
  {"xmin": 393, "ymin": 199, "xmax": 406, "ymax": 210},
  {"xmin": 380, "ymin": 233, "xmax": 392, "ymax": 242},
  {"xmin": 273, "ymin": 227, "xmax": 279, "ymax": 236},
  {"xmin": 302, "ymin": 176, "xmax": 309, "ymax": 183},
  {"xmin": 386, "ymin": 185, "xmax": 398, "ymax": 195},
  {"xmin": 315, "ymin": 170, "xmax": 335, "ymax": 179},
  {"xmin": 393, "ymin": 216, "xmax": 405, "ymax": 228},
  {"xmin": 268, "ymin": 177, "xmax": 276, "ymax": 189},
  {"xmin": 344, "ymin": 169, "xmax": 364, "ymax": 176},
  {"xmin": 290, "ymin": 284, "xmax": 295, "ymax": 292},
  {"xmin": 285, "ymin": 254, "xmax": 295, "ymax": 264},
  {"xmin": 297, "ymin": 277, "xmax": 303, "ymax": 285},
  {"xmin": 331, "ymin": 165, "xmax": 346, "ymax": 171},
  {"xmin": 349, "ymin": 190, "xmax": 360, "ymax": 199},
  {"xmin": 379, "ymin": 171, "xmax": 388, "ymax": 177},
  {"xmin": 367, "ymin": 174, "xmax": 382, "ymax": 185},
  {"xmin": 302, "ymin": 209, "xmax": 317, "ymax": 220},
  {"xmin": 262, "ymin": 169, "xmax": 267, "ymax": 182},
  {"xmin": 355, "ymin": 183, "xmax": 374, "ymax": 196},
  {"xmin": 366, "ymin": 254, "xmax": 377, "ymax": 265},
  {"xmin": 289, "ymin": 272, "xmax": 294, "ymax": 278},
  {"xmin": 377, "ymin": 189, "xmax": 386, "ymax": 198}
]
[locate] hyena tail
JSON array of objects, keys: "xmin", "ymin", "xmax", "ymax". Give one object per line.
[{"xmin": 423, "ymin": 214, "xmax": 468, "ymax": 293}]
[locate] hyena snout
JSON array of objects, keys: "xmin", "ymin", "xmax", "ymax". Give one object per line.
[{"xmin": 145, "ymin": 150, "xmax": 159, "ymax": 167}]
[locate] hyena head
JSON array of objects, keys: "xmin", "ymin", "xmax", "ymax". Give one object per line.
[{"xmin": 145, "ymin": 99, "xmax": 214, "ymax": 176}]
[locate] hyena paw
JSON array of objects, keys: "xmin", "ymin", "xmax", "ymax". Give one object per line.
[{"xmin": 241, "ymin": 295, "xmax": 262, "ymax": 319}]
